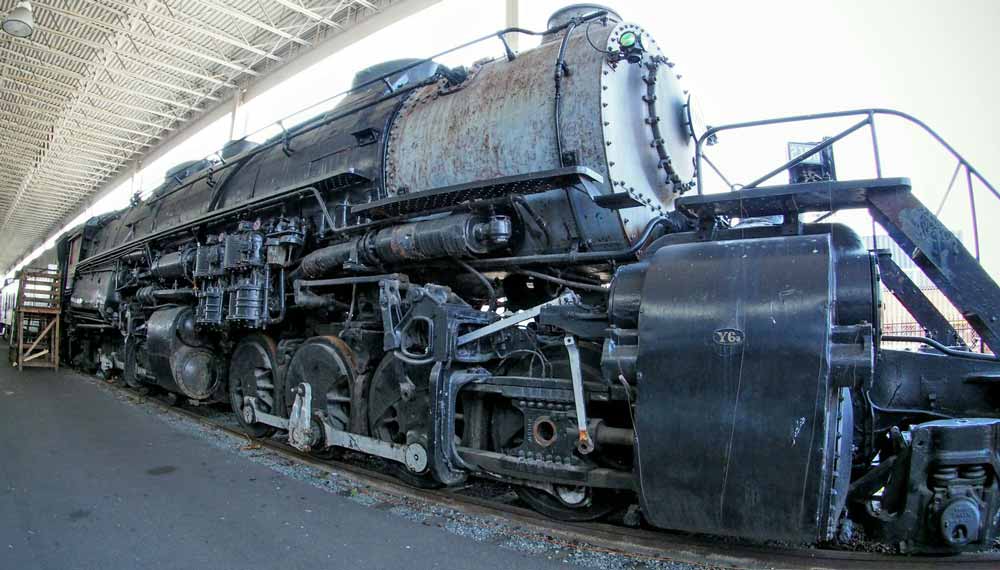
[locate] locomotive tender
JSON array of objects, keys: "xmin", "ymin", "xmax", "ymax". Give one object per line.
[{"xmin": 57, "ymin": 5, "xmax": 1000, "ymax": 553}]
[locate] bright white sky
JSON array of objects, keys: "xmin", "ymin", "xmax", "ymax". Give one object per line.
[{"xmin": 6, "ymin": 0, "xmax": 999, "ymax": 284}]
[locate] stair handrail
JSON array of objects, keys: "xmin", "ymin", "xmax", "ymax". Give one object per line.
[{"xmin": 694, "ymin": 108, "xmax": 998, "ymax": 261}]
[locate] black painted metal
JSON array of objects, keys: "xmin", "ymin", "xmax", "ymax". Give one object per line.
[
  {"xmin": 633, "ymin": 233, "xmax": 853, "ymax": 543},
  {"xmin": 867, "ymin": 187, "xmax": 1000, "ymax": 353},
  {"xmin": 882, "ymin": 336, "xmax": 998, "ymax": 362},
  {"xmin": 429, "ymin": 364, "xmax": 483, "ymax": 486},
  {"xmin": 677, "ymin": 178, "xmax": 908, "ymax": 219},
  {"xmin": 692, "ymin": 108, "xmax": 998, "ymax": 278},
  {"xmin": 869, "ymin": 349, "xmax": 1000, "ymax": 427},
  {"xmin": 861, "ymin": 418, "xmax": 1000, "ymax": 553},
  {"xmin": 875, "ymin": 251, "xmax": 966, "ymax": 347},
  {"xmin": 591, "ymin": 191, "xmax": 644, "ymax": 210}
]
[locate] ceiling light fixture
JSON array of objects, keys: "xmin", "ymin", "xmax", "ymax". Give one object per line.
[{"xmin": 2, "ymin": 1, "xmax": 34, "ymax": 38}]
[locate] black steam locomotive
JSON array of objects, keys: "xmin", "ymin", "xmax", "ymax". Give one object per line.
[{"xmin": 57, "ymin": 5, "xmax": 1000, "ymax": 553}]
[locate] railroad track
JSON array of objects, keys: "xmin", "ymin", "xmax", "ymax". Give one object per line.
[{"xmin": 96, "ymin": 375, "xmax": 999, "ymax": 570}]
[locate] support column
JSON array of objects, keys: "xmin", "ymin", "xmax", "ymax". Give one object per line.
[
  {"xmin": 505, "ymin": 0, "xmax": 519, "ymax": 52},
  {"xmin": 228, "ymin": 88, "xmax": 246, "ymax": 141}
]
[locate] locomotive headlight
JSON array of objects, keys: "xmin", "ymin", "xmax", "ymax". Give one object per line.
[
  {"xmin": 619, "ymin": 31, "xmax": 638, "ymax": 48},
  {"xmin": 618, "ymin": 31, "xmax": 644, "ymax": 64}
]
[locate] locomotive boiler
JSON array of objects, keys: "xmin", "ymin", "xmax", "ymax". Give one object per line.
[{"xmin": 57, "ymin": 4, "xmax": 1000, "ymax": 553}]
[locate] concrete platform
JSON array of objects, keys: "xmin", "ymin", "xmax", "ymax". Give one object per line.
[{"xmin": 0, "ymin": 364, "xmax": 570, "ymax": 570}]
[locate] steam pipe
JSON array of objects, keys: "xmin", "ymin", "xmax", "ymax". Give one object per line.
[
  {"xmin": 882, "ymin": 335, "xmax": 999, "ymax": 362},
  {"xmin": 457, "ymin": 259, "xmax": 497, "ymax": 312},
  {"xmin": 469, "ymin": 216, "xmax": 672, "ymax": 269},
  {"xmin": 517, "ymin": 270, "xmax": 608, "ymax": 294}
]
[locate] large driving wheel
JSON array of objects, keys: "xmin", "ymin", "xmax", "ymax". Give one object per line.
[
  {"xmin": 229, "ymin": 334, "xmax": 281, "ymax": 437},
  {"xmin": 367, "ymin": 352, "xmax": 441, "ymax": 488},
  {"xmin": 285, "ymin": 336, "xmax": 355, "ymax": 459},
  {"xmin": 515, "ymin": 486, "xmax": 619, "ymax": 522}
]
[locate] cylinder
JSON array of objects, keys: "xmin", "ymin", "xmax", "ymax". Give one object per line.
[
  {"xmin": 137, "ymin": 286, "xmax": 195, "ymax": 306},
  {"xmin": 298, "ymin": 214, "xmax": 511, "ymax": 278},
  {"xmin": 299, "ymin": 241, "xmax": 357, "ymax": 278},
  {"xmin": 368, "ymin": 215, "xmax": 494, "ymax": 262},
  {"xmin": 151, "ymin": 249, "xmax": 193, "ymax": 281},
  {"xmin": 593, "ymin": 424, "xmax": 634, "ymax": 447}
]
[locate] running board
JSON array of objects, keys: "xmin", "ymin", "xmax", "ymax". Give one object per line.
[{"xmin": 677, "ymin": 178, "xmax": 1000, "ymax": 353}]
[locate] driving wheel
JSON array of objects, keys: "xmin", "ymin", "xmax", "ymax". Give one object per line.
[
  {"xmin": 367, "ymin": 352, "xmax": 441, "ymax": 488},
  {"xmin": 229, "ymin": 334, "xmax": 281, "ymax": 438},
  {"xmin": 285, "ymin": 336, "xmax": 355, "ymax": 459}
]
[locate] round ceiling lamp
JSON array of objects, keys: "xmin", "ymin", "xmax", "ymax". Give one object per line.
[{"xmin": 2, "ymin": 1, "xmax": 34, "ymax": 38}]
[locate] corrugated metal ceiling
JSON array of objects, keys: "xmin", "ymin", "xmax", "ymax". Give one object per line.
[{"xmin": 0, "ymin": 0, "xmax": 404, "ymax": 272}]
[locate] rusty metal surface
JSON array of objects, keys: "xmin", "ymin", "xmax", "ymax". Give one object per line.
[
  {"xmin": 380, "ymin": 19, "xmax": 635, "ymax": 255},
  {"xmin": 385, "ymin": 18, "xmax": 694, "ymax": 246},
  {"xmin": 353, "ymin": 166, "xmax": 603, "ymax": 218},
  {"xmin": 385, "ymin": 25, "xmax": 612, "ymax": 195}
]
